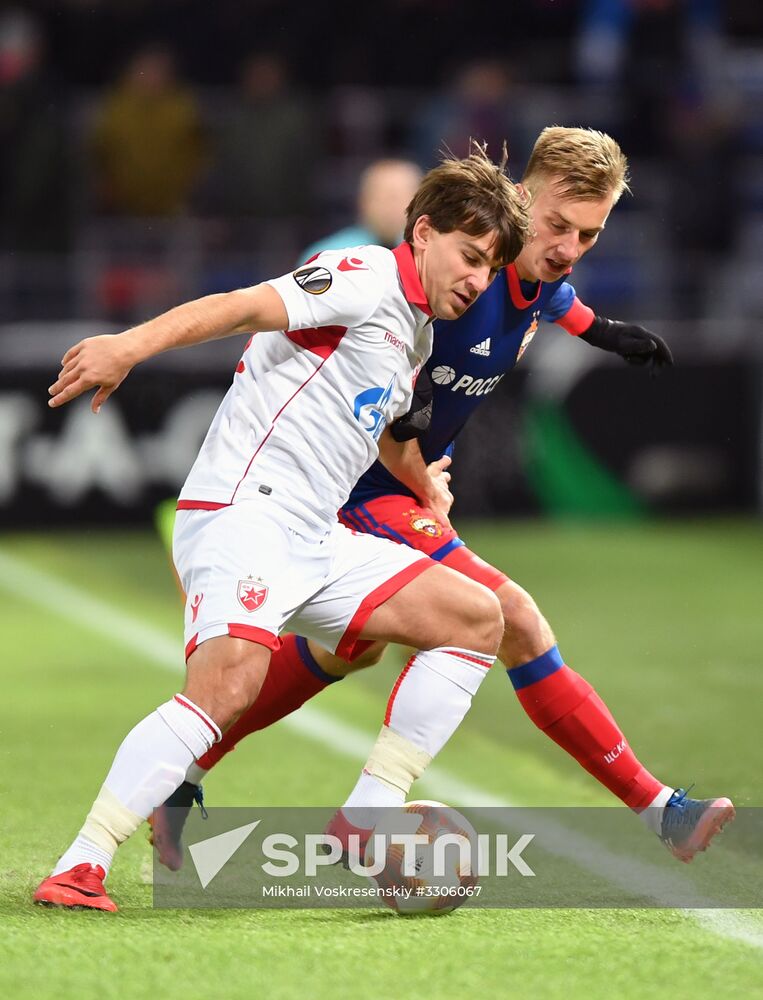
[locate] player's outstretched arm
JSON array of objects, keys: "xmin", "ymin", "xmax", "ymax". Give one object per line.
[
  {"xmin": 378, "ymin": 430, "xmax": 453, "ymax": 528},
  {"xmin": 579, "ymin": 314, "xmax": 673, "ymax": 371},
  {"xmin": 48, "ymin": 284, "xmax": 289, "ymax": 413}
]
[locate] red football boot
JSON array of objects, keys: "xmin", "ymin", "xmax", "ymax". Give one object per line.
[
  {"xmin": 33, "ymin": 863, "xmax": 117, "ymax": 912},
  {"xmin": 323, "ymin": 808, "xmax": 374, "ymax": 868}
]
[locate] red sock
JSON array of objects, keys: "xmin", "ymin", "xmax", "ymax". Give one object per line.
[
  {"xmin": 195, "ymin": 634, "xmax": 338, "ymax": 771},
  {"xmin": 508, "ymin": 646, "xmax": 664, "ymax": 810}
]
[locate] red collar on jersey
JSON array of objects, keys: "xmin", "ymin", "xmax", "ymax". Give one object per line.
[
  {"xmin": 392, "ymin": 242, "xmax": 433, "ymax": 317},
  {"xmin": 506, "ymin": 262, "xmax": 572, "ymax": 308},
  {"xmin": 506, "ymin": 263, "xmax": 541, "ymax": 307}
]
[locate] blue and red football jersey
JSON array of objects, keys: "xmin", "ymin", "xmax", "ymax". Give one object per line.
[{"xmin": 346, "ymin": 264, "xmax": 592, "ymax": 505}]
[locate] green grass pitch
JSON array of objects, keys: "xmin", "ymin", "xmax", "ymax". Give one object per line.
[{"xmin": 1, "ymin": 519, "xmax": 762, "ymax": 999}]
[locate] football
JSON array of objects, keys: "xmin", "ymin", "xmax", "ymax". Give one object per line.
[{"xmin": 365, "ymin": 800, "xmax": 479, "ymax": 915}]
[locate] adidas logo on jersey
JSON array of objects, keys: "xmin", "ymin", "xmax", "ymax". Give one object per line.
[{"xmin": 469, "ymin": 337, "xmax": 491, "ymax": 356}]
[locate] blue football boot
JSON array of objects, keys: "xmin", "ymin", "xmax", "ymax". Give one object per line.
[{"xmin": 659, "ymin": 788, "xmax": 735, "ymax": 863}]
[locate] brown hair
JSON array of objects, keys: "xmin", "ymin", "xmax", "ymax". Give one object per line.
[
  {"xmin": 522, "ymin": 126, "xmax": 630, "ymax": 202},
  {"xmin": 404, "ymin": 141, "xmax": 531, "ymax": 267}
]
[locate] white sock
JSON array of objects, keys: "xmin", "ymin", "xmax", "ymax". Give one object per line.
[
  {"xmin": 342, "ymin": 772, "xmax": 404, "ymax": 830},
  {"xmin": 51, "ymin": 835, "xmax": 114, "ymax": 877},
  {"xmin": 639, "ymin": 785, "xmax": 675, "ymax": 835},
  {"xmin": 385, "ymin": 647, "xmax": 494, "ymax": 756},
  {"xmin": 185, "ymin": 762, "xmax": 209, "ymax": 786},
  {"xmin": 52, "ymin": 695, "xmax": 220, "ymax": 877},
  {"xmin": 344, "ymin": 647, "xmax": 494, "ymax": 811}
]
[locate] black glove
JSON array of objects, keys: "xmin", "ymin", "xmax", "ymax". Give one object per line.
[
  {"xmin": 579, "ymin": 315, "xmax": 673, "ymax": 371},
  {"xmin": 390, "ymin": 366, "xmax": 433, "ymax": 442}
]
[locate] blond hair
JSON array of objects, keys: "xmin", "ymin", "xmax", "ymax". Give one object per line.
[
  {"xmin": 404, "ymin": 141, "xmax": 532, "ymax": 267},
  {"xmin": 523, "ymin": 127, "xmax": 630, "ymax": 203}
]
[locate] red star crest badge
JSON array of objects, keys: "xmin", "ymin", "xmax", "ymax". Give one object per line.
[{"xmin": 237, "ymin": 579, "xmax": 269, "ymax": 613}]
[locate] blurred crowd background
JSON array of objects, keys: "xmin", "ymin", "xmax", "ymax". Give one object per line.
[
  {"xmin": 4, "ymin": 0, "xmax": 763, "ymax": 323},
  {"xmin": 2, "ymin": 0, "xmax": 763, "ymax": 525}
]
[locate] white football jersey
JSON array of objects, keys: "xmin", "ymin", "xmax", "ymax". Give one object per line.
[{"xmin": 178, "ymin": 244, "xmax": 434, "ymax": 533}]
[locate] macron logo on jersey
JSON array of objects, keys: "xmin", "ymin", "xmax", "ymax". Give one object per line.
[
  {"xmin": 384, "ymin": 330, "xmax": 406, "ymax": 354},
  {"xmin": 338, "ymin": 256, "xmax": 369, "ymax": 272},
  {"xmin": 469, "ymin": 337, "xmax": 491, "ymax": 357}
]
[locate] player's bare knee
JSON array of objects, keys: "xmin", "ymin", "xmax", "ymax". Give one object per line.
[
  {"xmin": 220, "ymin": 666, "xmax": 264, "ymax": 724},
  {"xmin": 497, "ymin": 581, "xmax": 554, "ymax": 665},
  {"xmin": 461, "ymin": 587, "xmax": 503, "ymax": 654},
  {"xmin": 347, "ymin": 642, "xmax": 387, "ymax": 671},
  {"xmin": 185, "ymin": 639, "xmax": 269, "ymax": 728},
  {"xmin": 311, "ymin": 639, "xmax": 386, "ymax": 677},
  {"xmin": 189, "ymin": 670, "xmax": 262, "ymax": 730}
]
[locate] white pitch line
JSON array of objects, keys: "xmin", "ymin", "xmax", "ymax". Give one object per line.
[{"xmin": 1, "ymin": 546, "xmax": 761, "ymax": 949}]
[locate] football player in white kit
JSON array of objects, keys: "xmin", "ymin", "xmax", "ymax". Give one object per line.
[{"xmin": 35, "ymin": 145, "xmax": 532, "ymax": 910}]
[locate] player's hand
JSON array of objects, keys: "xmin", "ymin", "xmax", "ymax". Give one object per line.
[
  {"xmin": 424, "ymin": 455, "xmax": 453, "ymax": 528},
  {"xmin": 614, "ymin": 322, "xmax": 673, "ymax": 369},
  {"xmin": 580, "ymin": 316, "xmax": 673, "ymax": 373},
  {"xmin": 48, "ymin": 334, "xmax": 135, "ymax": 412}
]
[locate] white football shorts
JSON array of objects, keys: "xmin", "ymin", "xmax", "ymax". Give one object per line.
[{"xmin": 173, "ymin": 500, "xmax": 433, "ymax": 661}]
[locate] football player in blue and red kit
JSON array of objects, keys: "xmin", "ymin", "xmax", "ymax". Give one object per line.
[{"xmin": 151, "ymin": 128, "xmax": 733, "ymax": 869}]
